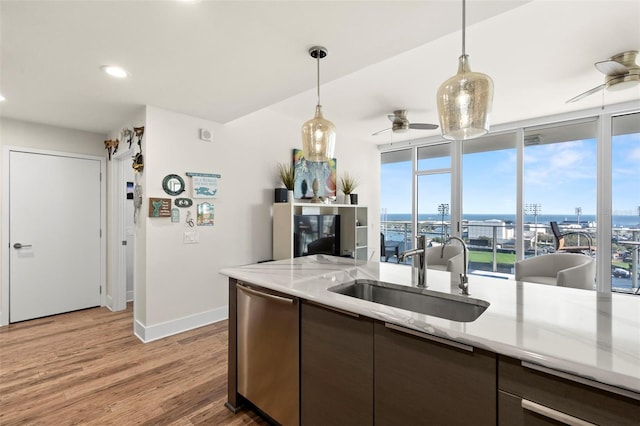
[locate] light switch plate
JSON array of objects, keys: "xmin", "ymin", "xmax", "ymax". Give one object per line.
[{"xmin": 183, "ymin": 230, "xmax": 199, "ymax": 244}]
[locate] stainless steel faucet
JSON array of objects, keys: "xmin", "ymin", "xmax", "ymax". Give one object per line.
[
  {"xmin": 399, "ymin": 235, "xmax": 427, "ymax": 287},
  {"xmin": 444, "ymin": 235, "xmax": 469, "ymax": 295}
]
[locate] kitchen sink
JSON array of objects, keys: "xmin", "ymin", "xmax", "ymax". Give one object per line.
[{"xmin": 328, "ymin": 279, "xmax": 489, "ymax": 322}]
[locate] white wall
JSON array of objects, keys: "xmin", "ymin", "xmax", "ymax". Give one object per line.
[
  {"xmin": 0, "ymin": 117, "xmax": 106, "ymax": 323},
  {"xmin": 133, "ymin": 105, "xmax": 379, "ymax": 340},
  {"xmin": 0, "ymin": 109, "xmax": 380, "ymax": 336},
  {"xmin": 0, "ymin": 118, "xmax": 106, "ymax": 156},
  {"xmin": 104, "ymin": 107, "xmax": 145, "ymax": 313}
]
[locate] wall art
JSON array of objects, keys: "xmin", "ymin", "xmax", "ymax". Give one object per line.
[
  {"xmin": 293, "ymin": 149, "xmax": 336, "ymax": 200},
  {"xmin": 174, "ymin": 198, "xmax": 193, "ymax": 208},
  {"xmin": 197, "ymin": 202, "xmax": 214, "ymax": 226},
  {"xmin": 186, "ymin": 172, "xmax": 220, "ymax": 198},
  {"xmin": 132, "ymin": 126, "xmax": 144, "ymax": 173},
  {"xmin": 148, "ymin": 197, "xmax": 171, "ymax": 218},
  {"xmin": 104, "ymin": 138, "xmax": 119, "ymax": 160}
]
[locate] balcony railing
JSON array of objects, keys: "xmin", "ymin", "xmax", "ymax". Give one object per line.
[
  {"xmin": 381, "ymin": 220, "xmax": 515, "ymax": 274},
  {"xmin": 380, "ymin": 220, "xmax": 639, "ymax": 293}
]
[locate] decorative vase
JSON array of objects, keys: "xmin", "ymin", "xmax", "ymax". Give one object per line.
[
  {"xmin": 343, "ymin": 194, "xmax": 351, "ymax": 205},
  {"xmin": 350, "ymin": 193, "xmax": 358, "ymax": 205},
  {"xmin": 287, "ymin": 190, "xmax": 294, "ymax": 203},
  {"xmin": 274, "ymin": 188, "xmax": 287, "ymax": 203}
]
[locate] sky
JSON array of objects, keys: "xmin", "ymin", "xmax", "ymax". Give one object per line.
[{"xmin": 381, "ymin": 133, "xmax": 639, "ymax": 216}]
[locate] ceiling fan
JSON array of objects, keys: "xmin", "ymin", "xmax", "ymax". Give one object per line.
[
  {"xmin": 566, "ymin": 50, "xmax": 640, "ymax": 103},
  {"xmin": 372, "ymin": 110, "xmax": 438, "ymax": 136}
]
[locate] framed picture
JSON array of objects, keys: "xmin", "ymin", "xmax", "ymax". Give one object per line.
[
  {"xmin": 148, "ymin": 198, "xmax": 171, "ymax": 218},
  {"xmin": 293, "ymin": 149, "xmax": 336, "ymax": 200},
  {"xmin": 186, "ymin": 172, "xmax": 220, "ymax": 198},
  {"xmin": 197, "ymin": 202, "xmax": 214, "ymax": 226}
]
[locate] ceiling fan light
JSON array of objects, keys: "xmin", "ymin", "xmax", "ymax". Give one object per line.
[
  {"xmin": 437, "ymin": 54, "xmax": 494, "ymax": 140},
  {"xmin": 606, "ymin": 73, "xmax": 640, "ymax": 91},
  {"xmin": 302, "ymin": 105, "xmax": 336, "ymax": 162},
  {"xmin": 392, "ymin": 121, "xmax": 409, "ymax": 133}
]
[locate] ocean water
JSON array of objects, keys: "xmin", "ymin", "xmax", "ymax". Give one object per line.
[{"xmin": 380, "ymin": 213, "xmax": 640, "ymax": 228}]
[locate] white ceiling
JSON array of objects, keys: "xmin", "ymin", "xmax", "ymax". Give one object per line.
[{"xmin": 1, "ymin": 0, "xmax": 639, "ymax": 145}]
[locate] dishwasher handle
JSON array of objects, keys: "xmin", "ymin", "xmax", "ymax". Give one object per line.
[{"xmin": 237, "ymin": 283, "xmax": 295, "ymax": 304}]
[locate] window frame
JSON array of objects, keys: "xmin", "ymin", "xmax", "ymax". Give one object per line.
[{"xmin": 378, "ymin": 100, "xmax": 640, "ymax": 293}]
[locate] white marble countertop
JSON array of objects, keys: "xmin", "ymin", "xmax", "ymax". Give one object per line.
[{"xmin": 220, "ymin": 255, "xmax": 640, "ymax": 394}]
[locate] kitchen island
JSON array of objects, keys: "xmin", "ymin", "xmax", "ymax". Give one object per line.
[{"xmin": 220, "ymin": 255, "xmax": 639, "ymax": 425}]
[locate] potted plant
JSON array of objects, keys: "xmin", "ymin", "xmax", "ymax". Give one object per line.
[
  {"xmin": 339, "ymin": 172, "xmax": 359, "ymax": 205},
  {"xmin": 277, "ymin": 162, "xmax": 295, "ymax": 202}
]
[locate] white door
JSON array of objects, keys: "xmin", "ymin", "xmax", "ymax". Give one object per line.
[{"xmin": 9, "ymin": 151, "xmax": 102, "ymax": 322}]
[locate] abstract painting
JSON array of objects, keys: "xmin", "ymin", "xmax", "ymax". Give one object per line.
[{"xmin": 292, "ymin": 149, "xmax": 336, "ymax": 200}]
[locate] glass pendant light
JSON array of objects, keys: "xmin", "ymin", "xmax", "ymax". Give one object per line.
[
  {"xmin": 302, "ymin": 46, "xmax": 336, "ymax": 162},
  {"xmin": 436, "ymin": 0, "xmax": 494, "ymax": 140}
]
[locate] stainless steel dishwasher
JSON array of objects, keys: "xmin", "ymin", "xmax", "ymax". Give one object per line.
[{"xmin": 236, "ymin": 282, "xmax": 299, "ymax": 426}]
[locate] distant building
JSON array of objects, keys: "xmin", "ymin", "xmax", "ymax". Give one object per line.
[
  {"xmin": 524, "ymin": 223, "xmax": 547, "ymax": 235},
  {"xmin": 467, "ymin": 219, "xmax": 514, "ymax": 240}
]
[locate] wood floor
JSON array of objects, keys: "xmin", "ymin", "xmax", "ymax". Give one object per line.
[{"xmin": 0, "ymin": 304, "xmax": 268, "ymax": 425}]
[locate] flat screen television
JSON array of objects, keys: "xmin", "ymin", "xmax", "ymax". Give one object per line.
[{"xmin": 293, "ymin": 214, "xmax": 340, "ymax": 257}]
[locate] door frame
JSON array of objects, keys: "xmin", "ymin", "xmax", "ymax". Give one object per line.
[
  {"xmin": 1, "ymin": 146, "xmax": 107, "ymax": 325},
  {"xmin": 107, "ymin": 145, "xmax": 136, "ymax": 312}
]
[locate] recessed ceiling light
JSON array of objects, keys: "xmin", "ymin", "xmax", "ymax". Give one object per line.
[{"xmin": 101, "ymin": 65, "xmax": 130, "ymax": 78}]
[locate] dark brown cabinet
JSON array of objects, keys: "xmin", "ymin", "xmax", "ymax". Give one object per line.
[
  {"xmin": 498, "ymin": 355, "xmax": 640, "ymax": 426},
  {"xmin": 229, "ymin": 279, "xmax": 639, "ymax": 426},
  {"xmin": 301, "ymin": 301, "xmax": 374, "ymax": 426},
  {"xmin": 374, "ymin": 322, "xmax": 497, "ymax": 425}
]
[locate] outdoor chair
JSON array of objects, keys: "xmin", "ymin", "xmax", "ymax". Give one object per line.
[
  {"xmin": 550, "ymin": 221, "xmax": 594, "ymax": 255},
  {"xmin": 514, "ymin": 253, "xmax": 596, "ymax": 290},
  {"xmin": 380, "ymin": 233, "xmax": 400, "ymax": 263},
  {"xmin": 426, "ymin": 244, "xmax": 467, "ymax": 280}
]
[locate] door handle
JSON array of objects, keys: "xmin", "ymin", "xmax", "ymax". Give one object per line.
[
  {"xmin": 13, "ymin": 243, "xmax": 32, "ymax": 249},
  {"xmin": 521, "ymin": 399, "xmax": 595, "ymax": 426},
  {"xmin": 237, "ymin": 283, "xmax": 295, "ymax": 304}
]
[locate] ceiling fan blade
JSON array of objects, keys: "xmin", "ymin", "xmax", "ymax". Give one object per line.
[
  {"xmin": 409, "ymin": 123, "xmax": 439, "ymax": 130},
  {"xmin": 566, "ymin": 84, "xmax": 605, "ymax": 103},
  {"xmin": 595, "ymin": 60, "xmax": 628, "ymax": 76},
  {"xmin": 372, "ymin": 128, "xmax": 392, "ymax": 136}
]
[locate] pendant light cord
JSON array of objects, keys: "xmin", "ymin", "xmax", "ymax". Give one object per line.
[
  {"xmin": 461, "ymin": 0, "xmax": 466, "ymax": 57},
  {"xmin": 316, "ymin": 50, "xmax": 321, "ymax": 106}
]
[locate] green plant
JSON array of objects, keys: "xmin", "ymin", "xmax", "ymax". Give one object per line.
[
  {"xmin": 277, "ymin": 162, "xmax": 295, "ymax": 190},
  {"xmin": 339, "ymin": 172, "xmax": 359, "ymax": 194}
]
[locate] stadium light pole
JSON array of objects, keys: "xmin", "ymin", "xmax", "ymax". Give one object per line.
[{"xmin": 525, "ymin": 203, "xmax": 542, "ymax": 256}]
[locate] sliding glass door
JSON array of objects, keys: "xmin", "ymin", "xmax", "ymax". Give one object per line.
[
  {"xmin": 380, "ymin": 149, "xmax": 412, "ymax": 259},
  {"xmin": 463, "ymin": 133, "xmax": 516, "ymax": 274},
  {"xmin": 523, "ymin": 119, "xmax": 597, "ymax": 259},
  {"xmin": 379, "ymin": 105, "xmax": 638, "ymax": 295},
  {"xmin": 611, "ymin": 112, "xmax": 640, "ymax": 293}
]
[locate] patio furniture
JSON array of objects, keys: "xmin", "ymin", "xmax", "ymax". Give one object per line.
[
  {"xmin": 381, "ymin": 233, "xmax": 400, "ymax": 263},
  {"xmin": 426, "ymin": 244, "xmax": 467, "ymax": 280},
  {"xmin": 550, "ymin": 221, "xmax": 594, "ymax": 254},
  {"xmin": 515, "ymin": 253, "xmax": 596, "ymax": 290}
]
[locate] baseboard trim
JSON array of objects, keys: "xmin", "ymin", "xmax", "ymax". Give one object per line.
[
  {"xmin": 105, "ymin": 294, "xmax": 114, "ymax": 311},
  {"xmin": 134, "ymin": 305, "xmax": 228, "ymax": 343}
]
